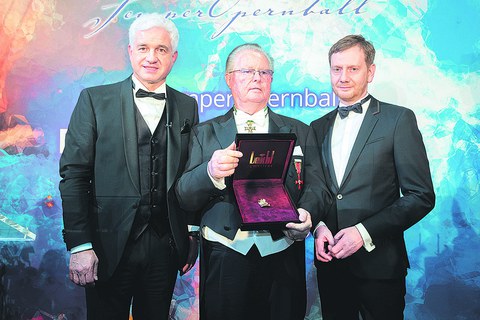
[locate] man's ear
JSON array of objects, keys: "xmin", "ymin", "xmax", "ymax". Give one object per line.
[
  {"xmin": 368, "ymin": 63, "xmax": 376, "ymax": 83},
  {"xmin": 225, "ymin": 72, "xmax": 232, "ymax": 89}
]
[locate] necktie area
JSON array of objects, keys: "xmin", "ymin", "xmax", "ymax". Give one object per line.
[
  {"xmin": 337, "ymin": 95, "xmax": 371, "ymax": 119},
  {"xmin": 136, "ymin": 88, "xmax": 166, "ymax": 100}
]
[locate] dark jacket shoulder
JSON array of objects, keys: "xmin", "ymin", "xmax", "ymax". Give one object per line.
[{"xmin": 166, "ymin": 85, "xmax": 198, "ymax": 105}]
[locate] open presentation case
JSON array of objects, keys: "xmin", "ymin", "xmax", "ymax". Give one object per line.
[{"xmin": 233, "ymin": 133, "xmax": 300, "ymax": 230}]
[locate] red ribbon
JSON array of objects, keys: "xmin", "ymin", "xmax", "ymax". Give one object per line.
[{"xmin": 294, "ymin": 159, "xmax": 303, "ymax": 190}]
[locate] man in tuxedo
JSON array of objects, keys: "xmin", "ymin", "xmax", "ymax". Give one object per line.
[
  {"xmin": 311, "ymin": 34, "xmax": 435, "ymax": 319},
  {"xmin": 175, "ymin": 43, "xmax": 325, "ymax": 320},
  {"xmin": 59, "ymin": 13, "xmax": 198, "ymax": 320}
]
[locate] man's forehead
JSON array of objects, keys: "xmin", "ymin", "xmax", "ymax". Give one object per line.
[{"xmin": 234, "ymin": 50, "xmax": 269, "ymax": 66}]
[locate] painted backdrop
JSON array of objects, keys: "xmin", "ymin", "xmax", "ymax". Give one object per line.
[{"xmin": 0, "ymin": 0, "xmax": 479, "ymax": 319}]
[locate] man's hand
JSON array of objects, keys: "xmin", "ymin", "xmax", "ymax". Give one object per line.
[
  {"xmin": 69, "ymin": 249, "xmax": 98, "ymax": 287},
  {"xmin": 314, "ymin": 224, "xmax": 334, "ymax": 262},
  {"xmin": 180, "ymin": 235, "xmax": 199, "ymax": 275},
  {"xmin": 328, "ymin": 226, "xmax": 363, "ymax": 259},
  {"xmin": 208, "ymin": 142, "xmax": 243, "ymax": 179},
  {"xmin": 284, "ymin": 208, "xmax": 312, "ymax": 241}
]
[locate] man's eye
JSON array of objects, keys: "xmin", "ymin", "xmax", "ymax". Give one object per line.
[{"xmin": 241, "ymin": 69, "xmax": 254, "ymax": 75}]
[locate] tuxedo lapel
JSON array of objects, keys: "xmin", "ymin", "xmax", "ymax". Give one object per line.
[
  {"xmin": 322, "ymin": 112, "xmax": 340, "ymax": 191},
  {"xmin": 120, "ymin": 77, "xmax": 140, "ymax": 194},
  {"xmin": 212, "ymin": 108, "xmax": 237, "ymax": 149},
  {"xmin": 166, "ymin": 85, "xmax": 181, "ymax": 190},
  {"xmin": 341, "ymin": 99, "xmax": 380, "ymax": 187},
  {"xmin": 268, "ymin": 109, "xmax": 292, "ymax": 134}
]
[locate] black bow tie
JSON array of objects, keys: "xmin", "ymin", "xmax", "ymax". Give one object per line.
[
  {"xmin": 136, "ymin": 88, "xmax": 166, "ymax": 100},
  {"xmin": 337, "ymin": 95, "xmax": 371, "ymax": 119}
]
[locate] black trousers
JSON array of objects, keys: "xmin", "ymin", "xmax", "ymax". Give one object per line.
[
  {"xmin": 201, "ymin": 239, "xmax": 306, "ymax": 320},
  {"xmin": 316, "ymin": 259, "xmax": 406, "ymax": 320},
  {"xmin": 86, "ymin": 226, "xmax": 178, "ymax": 320}
]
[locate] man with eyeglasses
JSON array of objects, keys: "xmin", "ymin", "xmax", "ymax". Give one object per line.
[{"xmin": 176, "ymin": 43, "xmax": 326, "ymax": 320}]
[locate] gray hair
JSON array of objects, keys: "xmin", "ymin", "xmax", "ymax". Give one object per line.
[
  {"xmin": 328, "ymin": 34, "xmax": 376, "ymax": 66},
  {"xmin": 225, "ymin": 43, "xmax": 274, "ymax": 73},
  {"xmin": 128, "ymin": 13, "xmax": 179, "ymax": 53}
]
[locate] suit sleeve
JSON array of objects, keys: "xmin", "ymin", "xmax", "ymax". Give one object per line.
[
  {"xmin": 175, "ymin": 126, "xmax": 224, "ymax": 216},
  {"xmin": 59, "ymin": 89, "xmax": 96, "ymax": 250},
  {"xmin": 184, "ymin": 98, "xmax": 201, "ymax": 227},
  {"xmin": 361, "ymin": 108, "xmax": 435, "ymax": 239},
  {"xmin": 297, "ymin": 126, "xmax": 332, "ymax": 230}
]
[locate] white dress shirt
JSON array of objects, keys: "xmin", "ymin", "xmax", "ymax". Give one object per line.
[
  {"xmin": 132, "ymin": 75, "xmax": 166, "ymax": 133},
  {"xmin": 203, "ymin": 107, "xmax": 294, "ymax": 257}
]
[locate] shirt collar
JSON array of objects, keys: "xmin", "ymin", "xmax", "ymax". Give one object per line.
[
  {"xmin": 233, "ymin": 106, "xmax": 268, "ymax": 127},
  {"xmin": 132, "ymin": 75, "xmax": 167, "ymax": 97}
]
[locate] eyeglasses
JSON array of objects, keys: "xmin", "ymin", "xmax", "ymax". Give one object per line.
[{"xmin": 228, "ymin": 69, "xmax": 274, "ymax": 79}]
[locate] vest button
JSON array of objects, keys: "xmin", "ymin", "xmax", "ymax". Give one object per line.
[
  {"xmin": 219, "ymin": 196, "xmax": 225, "ymax": 201},
  {"xmin": 337, "ymin": 194, "xmax": 343, "ymax": 200}
]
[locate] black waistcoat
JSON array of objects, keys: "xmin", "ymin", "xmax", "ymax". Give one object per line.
[{"xmin": 130, "ymin": 106, "xmax": 169, "ymax": 239}]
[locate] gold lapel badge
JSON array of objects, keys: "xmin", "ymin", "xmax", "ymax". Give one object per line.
[{"xmin": 245, "ymin": 120, "xmax": 256, "ymax": 133}]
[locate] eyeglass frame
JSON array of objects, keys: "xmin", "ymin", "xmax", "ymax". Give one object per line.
[{"xmin": 228, "ymin": 68, "xmax": 274, "ymax": 78}]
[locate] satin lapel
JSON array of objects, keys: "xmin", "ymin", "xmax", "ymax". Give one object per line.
[
  {"xmin": 120, "ymin": 77, "xmax": 140, "ymax": 194},
  {"xmin": 268, "ymin": 109, "xmax": 291, "ymax": 134},
  {"xmin": 323, "ymin": 113, "xmax": 339, "ymax": 191},
  {"xmin": 212, "ymin": 108, "xmax": 237, "ymax": 149},
  {"xmin": 166, "ymin": 85, "xmax": 181, "ymax": 191},
  {"xmin": 341, "ymin": 99, "xmax": 380, "ymax": 187}
]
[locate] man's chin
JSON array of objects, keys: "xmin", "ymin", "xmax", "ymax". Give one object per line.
[
  {"xmin": 247, "ymin": 92, "xmax": 266, "ymax": 100},
  {"xmin": 334, "ymin": 91, "xmax": 353, "ymax": 101},
  {"xmin": 141, "ymin": 77, "xmax": 164, "ymax": 85}
]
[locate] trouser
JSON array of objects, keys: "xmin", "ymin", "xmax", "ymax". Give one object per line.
[{"xmin": 86, "ymin": 226, "xmax": 178, "ymax": 320}]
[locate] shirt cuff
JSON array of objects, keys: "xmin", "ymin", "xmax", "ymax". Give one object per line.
[
  {"xmin": 313, "ymin": 221, "xmax": 326, "ymax": 238},
  {"xmin": 355, "ymin": 223, "xmax": 375, "ymax": 252},
  {"xmin": 188, "ymin": 225, "xmax": 200, "ymax": 232},
  {"xmin": 71, "ymin": 242, "xmax": 93, "ymax": 254},
  {"xmin": 207, "ymin": 162, "xmax": 226, "ymax": 190}
]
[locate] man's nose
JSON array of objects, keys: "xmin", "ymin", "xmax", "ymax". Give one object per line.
[
  {"xmin": 252, "ymin": 70, "xmax": 262, "ymax": 81},
  {"xmin": 146, "ymin": 50, "xmax": 157, "ymax": 63},
  {"xmin": 339, "ymin": 69, "xmax": 349, "ymax": 82}
]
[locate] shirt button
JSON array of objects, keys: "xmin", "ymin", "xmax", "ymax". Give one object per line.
[{"xmin": 337, "ymin": 194, "xmax": 343, "ymax": 200}]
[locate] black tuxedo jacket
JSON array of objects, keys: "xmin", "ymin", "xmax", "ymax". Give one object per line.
[
  {"xmin": 311, "ymin": 96, "xmax": 435, "ymax": 279},
  {"xmin": 175, "ymin": 108, "xmax": 325, "ymax": 239},
  {"xmin": 59, "ymin": 76, "xmax": 199, "ymax": 280}
]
